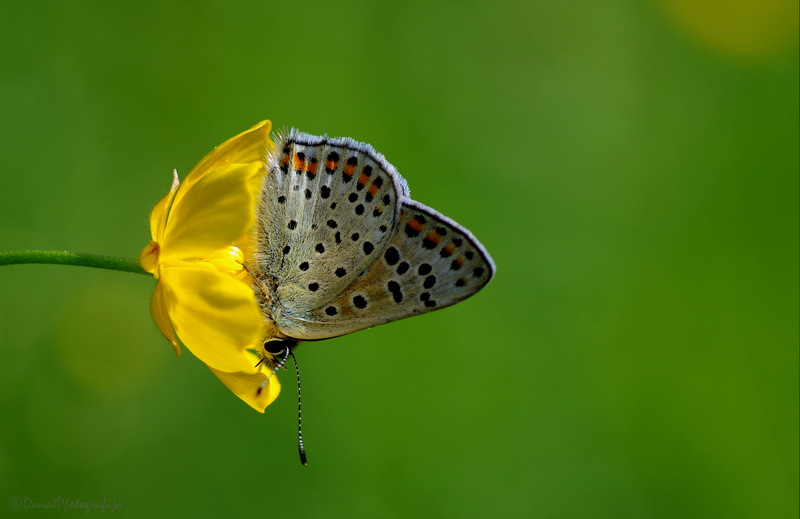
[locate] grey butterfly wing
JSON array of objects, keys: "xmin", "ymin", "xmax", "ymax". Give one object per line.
[
  {"xmin": 282, "ymin": 198, "xmax": 496, "ymax": 340},
  {"xmin": 252, "ymin": 130, "xmax": 409, "ymax": 335}
]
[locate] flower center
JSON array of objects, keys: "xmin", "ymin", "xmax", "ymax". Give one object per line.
[{"xmin": 206, "ymin": 246, "xmax": 247, "ymax": 279}]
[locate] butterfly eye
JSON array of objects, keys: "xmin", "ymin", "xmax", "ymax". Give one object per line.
[{"xmin": 264, "ymin": 338, "xmax": 296, "ymax": 355}]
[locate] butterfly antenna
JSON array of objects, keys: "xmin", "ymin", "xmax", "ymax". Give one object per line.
[
  {"xmin": 256, "ymin": 346, "xmax": 290, "ymax": 395},
  {"xmin": 289, "ymin": 350, "xmax": 308, "ymax": 465}
]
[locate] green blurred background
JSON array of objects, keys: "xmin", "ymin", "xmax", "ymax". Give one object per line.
[{"xmin": 1, "ymin": 1, "xmax": 797, "ymax": 517}]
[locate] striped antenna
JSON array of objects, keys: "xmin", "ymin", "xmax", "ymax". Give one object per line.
[
  {"xmin": 289, "ymin": 350, "xmax": 308, "ymax": 465},
  {"xmin": 255, "ymin": 343, "xmax": 290, "ymax": 395}
]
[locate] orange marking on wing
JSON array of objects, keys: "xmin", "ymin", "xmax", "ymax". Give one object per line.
[
  {"xmin": 357, "ymin": 172, "xmax": 370, "ymax": 187},
  {"xmin": 280, "ymin": 153, "xmax": 290, "ymax": 169},
  {"xmin": 307, "ymin": 160, "xmax": 318, "ymax": 175},
  {"xmin": 368, "ymin": 183, "xmax": 379, "ymax": 197},
  {"xmin": 454, "ymin": 256, "xmax": 466, "ymax": 268},
  {"xmin": 442, "ymin": 244, "xmax": 456, "ymax": 256},
  {"xmin": 293, "ymin": 154, "xmax": 306, "ymax": 172},
  {"xmin": 326, "ymin": 159, "xmax": 339, "ymax": 171},
  {"xmin": 425, "ymin": 232, "xmax": 442, "ymax": 245},
  {"xmin": 407, "ymin": 218, "xmax": 424, "ymax": 233},
  {"xmin": 343, "ymin": 164, "xmax": 356, "ymax": 177}
]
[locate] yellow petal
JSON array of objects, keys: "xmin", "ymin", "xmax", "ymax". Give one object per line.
[
  {"xmin": 139, "ymin": 241, "xmax": 160, "ymax": 275},
  {"xmin": 160, "ymin": 263, "xmax": 261, "ymax": 373},
  {"xmin": 174, "ymin": 120, "xmax": 272, "ymax": 206},
  {"xmin": 244, "ymin": 149, "xmax": 271, "ymax": 201},
  {"xmin": 150, "ymin": 281, "xmax": 181, "ymax": 357},
  {"xmin": 160, "ymin": 162, "xmax": 261, "ymax": 262},
  {"xmin": 149, "ymin": 169, "xmax": 180, "ymax": 243},
  {"xmin": 208, "ymin": 364, "xmax": 281, "ymax": 413}
]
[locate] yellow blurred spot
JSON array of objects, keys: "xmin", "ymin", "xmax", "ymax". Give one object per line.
[
  {"xmin": 56, "ymin": 280, "xmax": 166, "ymax": 394},
  {"xmin": 26, "ymin": 375, "xmax": 140, "ymax": 470},
  {"xmin": 657, "ymin": 0, "xmax": 799, "ymax": 61}
]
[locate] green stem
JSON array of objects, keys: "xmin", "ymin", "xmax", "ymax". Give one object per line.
[{"xmin": 0, "ymin": 250, "xmax": 149, "ymax": 275}]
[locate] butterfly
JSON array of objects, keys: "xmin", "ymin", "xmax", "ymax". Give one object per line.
[{"xmin": 248, "ymin": 129, "xmax": 496, "ymax": 463}]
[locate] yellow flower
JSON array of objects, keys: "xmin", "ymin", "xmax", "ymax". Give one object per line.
[{"xmin": 139, "ymin": 120, "xmax": 280, "ymax": 412}]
